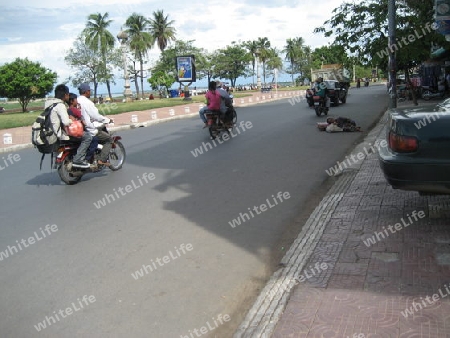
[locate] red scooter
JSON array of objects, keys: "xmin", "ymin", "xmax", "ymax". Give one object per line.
[{"xmin": 55, "ymin": 125, "xmax": 126, "ymax": 185}]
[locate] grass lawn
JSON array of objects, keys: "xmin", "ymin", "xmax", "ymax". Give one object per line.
[{"xmin": 0, "ymin": 87, "xmax": 305, "ymax": 130}]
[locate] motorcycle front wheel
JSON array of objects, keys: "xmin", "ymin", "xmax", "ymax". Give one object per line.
[
  {"xmin": 109, "ymin": 141, "xmax": 126, "ymax": 171},
  {"xmin": 58, "ymin": 155, "xmax": 82, "ymax": 185}
]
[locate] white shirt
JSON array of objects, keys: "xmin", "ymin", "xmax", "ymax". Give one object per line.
[{"xmin": 77, "ymin": 95, "xmax": 111, "ymax": 136}]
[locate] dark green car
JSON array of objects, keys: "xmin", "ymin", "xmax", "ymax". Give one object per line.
[{"xmin": 378, "ymin": 100, "xmax": 450, "ymax": 194}]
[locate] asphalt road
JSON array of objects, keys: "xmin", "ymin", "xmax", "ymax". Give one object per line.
[{"xmin": 0, "ymin": 85, "xmax": 388, "ymax": 337}]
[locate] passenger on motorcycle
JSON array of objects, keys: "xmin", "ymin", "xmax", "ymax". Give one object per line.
[
  {"xmin": 77, "ymin": 83, "xmax": 113, "ymax": 166},
  {"xmin": 216, "ymin": 81, "xmax": 233, "ymax": 125},
  {"xmin": 68, "ymin": 93, "xmax": 98, "ymax": 164},
  {"xmin": 199, "ymin": 81, "xmax": 222, "ymax": 128},
  {"xmin": 44, "ymin": 85, "xmax": 92, "ymax": 169}
]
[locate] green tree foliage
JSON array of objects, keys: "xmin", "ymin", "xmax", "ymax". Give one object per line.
[
  {"xmin": 214, "ymin": 42, "xmax": 251, "ymax": 87},
  {"xmin": 149, "ymin": 10, "xmax": 176, "ymax": 52},
  {"xmin": 283, "ymin": 37, "xmax": 306, "ymax": 84},
  {"xmin": 147, "ymin": 70, "xmax": 176, "ymax": 97},
  {"xmin": 314, "ymin": 0, "xmax": 444, "ymax": 72},
  {"xmin": 65, "ymin": 35, "xmax": 122, "ymax": 98},
  {"xmin": 243, "ymin": 40, "xmax": 259, "ymax": 84},
  {"xmin": 125, "ymin": 13, "xmax": 154, "ymax": 99},
  {"xmin": 0, "ymin": 58, "xmax": 57, "ymax": 112},
  {"xmin": 265, "ymin": 48, "xmax": 283, "ymax": 83},
  {"xmin": 256, "ymin": 37, "xmax": 271, "ymax": 84}
]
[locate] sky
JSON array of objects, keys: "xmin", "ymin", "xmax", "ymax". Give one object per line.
[{"xmin": 0, "ymin": 0, "xmax": 341, "ymax": 94}]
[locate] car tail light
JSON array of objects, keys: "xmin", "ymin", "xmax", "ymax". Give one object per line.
[{"xmin": 389, "ymin": 131, "xmax": 418, "ymax": 152}]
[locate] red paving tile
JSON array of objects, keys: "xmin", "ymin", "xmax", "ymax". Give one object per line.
[{"xmin": 272, "ymin": 154, "xmax": 450, "ymax": 337}]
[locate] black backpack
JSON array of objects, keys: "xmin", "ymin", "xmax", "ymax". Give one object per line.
[{"xmin": 31, "ymin": 103, "xmax": 60, "ymax": 169}]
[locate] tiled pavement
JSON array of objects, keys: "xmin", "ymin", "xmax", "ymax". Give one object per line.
[{"xmin": 271, "ymin": 121, "xmax": 450, "ymax": 337}]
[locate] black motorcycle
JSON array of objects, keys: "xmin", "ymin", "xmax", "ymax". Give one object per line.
[{"xmin": 205, "ymin": 107, "xmax": 237, "ymax": 140}]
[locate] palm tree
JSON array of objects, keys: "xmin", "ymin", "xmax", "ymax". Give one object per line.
[
  {"xmin": 266, "ymin": 48, "xmax": 283, "ymax": 83},
  {"xmin": 256, "ymin": 37, "xmax": 271, "ymax": 85},
  {"xmin": 284, "ymin": 39, "xmax": 297, "ymax": 85},
  {"xmin": 283, "ymin": 37, "xmax": 305, "ymax": 85},
  {"xmin": 124, "ymin": 13, "xmax": 154, "ymax": 99},
  {"xmin": 243, "ymin": 40, "xmax": 259, "ymax": 85},
  {"xmin": 83, "ymin": 12, "xmax": 116, "ymax": 100},
  {"xmin": 149, "ymin": 10, "xmax": 176, "ymax": 52}
]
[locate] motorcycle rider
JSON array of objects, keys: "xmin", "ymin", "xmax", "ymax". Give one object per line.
[
  {"xmin": 68, "ymin": 93, "xmax": 98, "ymax": 163},
  {"xmin": 314, "ymin": 78, "xmax": 328, "ymax": 111},
  {"xmin": 199, "ymin": 81, "xmax": 222, "ymax": 128},
  {"xmin": 77, "ymin": 83, "xmax": 113, "ymax": 166},
  {"xmin": 216, "ymin": 81, "xmax": 233, "ymax": 125}
]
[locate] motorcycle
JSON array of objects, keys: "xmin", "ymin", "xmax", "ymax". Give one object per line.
[
  {"xmin": 55, "ymin": 124, "xmax": 126, "ymax": 185},
  {"xmin": 313, "ymin": 95, "xmax": 329, "ymax": 117},
  {"xmin": 421, "ymin": 86, "xmax": 446, "ymax": 101},
  {"xmin": 205, "ymin": 105, "xmax": 237, "ymax": 140}
]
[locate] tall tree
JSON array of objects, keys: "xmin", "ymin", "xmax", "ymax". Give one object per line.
[
  {"xmin": 83, "ymin": 12, "xmax": 116, "ymax": 100},
  {"xmin": 0, "ymin": 58, "xmax": 56, "ymax": 112},
  {"xmin": 283, "ymin": 37, "xmax": 305, "ymax": 85},
  {"xmin": 65, "ymin": 35, "xmax": 103, "ymax": 96},
  {"xmin": 124, "ymin": 13, "xmax": 154, "ymax": 99},
  {"xmin": 256, "ymin": 37, "xmax": 271, "ymax": 84},
  {"xmin": 65, "ymin": 35, "xmax": 121, "ymax": 99},
  {"xmin": 314, "ymin": 0, "xmax": 443, "ymax": 72},
  {"xmin": 214, "ymin": 42, "xmax": 251, "ymax": 87},
  {"xmin": 243, "ymin": 40, "xmax": 259, "ymax": 85},
  {"xmin": 266, "ymin": 48, "xmax": 283, "ymax": 83},
  {"xmin": 149, "ymin": 10, "xmax": 176, "ymax": 52}
]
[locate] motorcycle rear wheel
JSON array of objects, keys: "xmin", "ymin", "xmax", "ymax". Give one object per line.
[
  {"xmin": 209, "ymin": 125, "xmax": 219, "ymax": 140},
  {"xmin": 109, "ymin": 141, "xmax": 126, "ymax": 171},
  {"xmin": 58, "ymin": 155, "xmax": 83, "ymax": 185}
]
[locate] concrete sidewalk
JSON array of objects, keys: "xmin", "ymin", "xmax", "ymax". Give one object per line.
[
  {"xmin": 235, "ymin": 100, "xmax": 450, "ymax": 337},
  {"xmin": 0, "ymin": 90, "xmax": 303, "ymax": 153}
]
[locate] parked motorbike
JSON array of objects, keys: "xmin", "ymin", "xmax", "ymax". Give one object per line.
[
  {"xmin": 55, "ymin": 125, "xmax": 126, "ymax": 185},
  {"xmin": 313, "ymin": 95, "xmax": 329, "ymax": 117},
  {"xmin": 421, "ymin": 86, "xmax": 446, "ymax": 101}
]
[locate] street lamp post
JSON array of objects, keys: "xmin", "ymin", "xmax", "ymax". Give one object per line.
[
  {"xmin": 117, "ymin": 30, "xmax": 133, "ymax": 102},
  {"xmin": 274, "ymin": 68, "xmax": 278, "ymax": 98},
  {"xmin": 255, "ymin": 49, "xmax": 261, "ymax": 90}
]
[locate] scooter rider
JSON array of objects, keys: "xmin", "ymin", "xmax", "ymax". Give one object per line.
[
  {"xmin": 314, "ymin": 77, "xmax": 329, "ymax": 111},
  {"xmin": 77, "ymin": 83, "xmax": 113, "ymax": 166}
]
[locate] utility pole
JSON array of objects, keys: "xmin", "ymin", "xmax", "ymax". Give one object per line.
[{"xmin": 388, "ymin": 0, "xmax": 397, "ymax": 108}]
